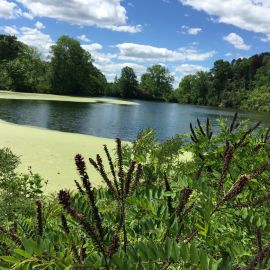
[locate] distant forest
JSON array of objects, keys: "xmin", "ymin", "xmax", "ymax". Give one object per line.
[{"xmin": 0, "ymin": 34, "xmax": 269, "ymax": 112}]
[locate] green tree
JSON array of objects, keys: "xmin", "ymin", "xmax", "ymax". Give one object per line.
[
  {"xmin": 1, "ymin": 44, "xmax": 50, "ymax": 92},
  {"xmin": 51, "ymin": 35, "xmax": 104, "ymax": 96},
  {"xmin": 140, "ymin": 64, "xmax": 174, "ymax": 100},
  {"xmin": 175, "ymin": 74, "xmax": 196, "ymax": 104},
  {"xmin": 117, "ymin": 66, "xmax": 138, "ymax": 98},
  {"xmin": 0, "ymin": 35, "xmax": 23, "ymax": 61}
]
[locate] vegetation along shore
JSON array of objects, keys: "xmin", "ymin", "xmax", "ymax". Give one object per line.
[{"xmin": 0, "ymin": 34, "xmax": 269, "ymax": 112}]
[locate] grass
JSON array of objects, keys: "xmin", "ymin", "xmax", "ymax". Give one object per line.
[{"xmin": 0, "ymin": 91, "xmax": 139, "ymax": 106}]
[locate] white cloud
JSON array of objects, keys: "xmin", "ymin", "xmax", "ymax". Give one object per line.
[
  {"xmin": 82, "ymin": 43, "xmax": 117, "ymax": 65},
  {"xmin": 35, "ymin": 21, "xmax": 45, "ymax": 29},
  {"xmin": 175, "ymin": 64, "xmax": 208, "ymax": 75},
  {"xmin": 180, "ymin": 0, "xmax": 270, "ymax": 40},
  {"xmin": 82, "ymin": 43, "xmax": 103, "ymax": 52},
  {"xmin": 104, "ymin": 24, "xmax": 142, "ymax": 33},
  {"xmin": 96, "ymin": 62, "xmax": 146, "ymax": 82},
  {"xmin": 181, "ymin": 25, "xmax": 202, "ymax": 35},
  {"xmin": 223, "ymin": 33, "xmax": 250, "ymax": 50},
  {"xmin": 17, "ymin": 0, "xmax": 141, "ymax": 33},
  {"xmin": 2, "ymin": 25, "xmax": 19, "ymax": 35},
  {"xmin": 0, "ymin": 0, "xmax": 19, "ymax": 18},
  {"xmin": 115, "ymin": 43, "xmax": 215, "ymax": 62},
  {"xmin": 261, "ymin": 34, "xmax": 270, "ymax": 42},
  {"xmin": 19, "ymin": 27, "xmax": 54, "ymax": 59},
  {"xmin": 82, "ymin": 41, "xmax": 147, "ymax": 81},
  {"xmin": 2, "ymin": 26, "xmax": 54, "ymax": 59},
  {"xmin": 77, "ymin": 34, "xmax": 91, "ymax": 43}
]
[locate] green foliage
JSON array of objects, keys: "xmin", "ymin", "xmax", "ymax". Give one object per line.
[
  {"xmin": 139, "ymin": 65, "xmax": 174, "ymax": 101},
  {"xmin": 0, "ymin": 34, "xmax": 105, "ymax": 96},
  {"xmin": 0, "ymin": 35, "xmax": 23, "ymax": 61},
  {"xmin": 242, "ymin": 86, "xmax": 270, "ymax": 113},
  {"xmin": 51, "ymin": 35, "xmax": 106, "ymax": 96},
  {"xmin": 1, "ymin": 33, "xmax": 269, "ymax": 111},
  {"xmin": 176, "ymin": 53, "xmax": 270, "ymax": 112},
  {"xmin": 0, "ymin": 148, "xmax": 43, "ymax": 222},
  {"xmin": 0, "ymin": 41, "xmax": 50, "ymax": 92},
  {"xmin": 116, "ymin": 66, "xmax": 139, "ymax": 98},
  {"xmin": 0, "ymin": 117, "xmax": 269, "ymax": 269}
]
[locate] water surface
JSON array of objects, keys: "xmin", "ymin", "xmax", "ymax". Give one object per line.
[{"xmin": 0, "ymin": 99, "xmax": 269, "ymax": 141}]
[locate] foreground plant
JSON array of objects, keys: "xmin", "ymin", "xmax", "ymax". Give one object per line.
[{"xmin": 0, "ymin": 115, "xmax": 269, "ymax": 269}]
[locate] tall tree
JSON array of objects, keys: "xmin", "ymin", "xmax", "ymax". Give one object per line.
[
  {"xmin": 51, "ymin": 35, "xmax": 94, "ymax": 96},
  {"xmin": 140, "ymin": 65, "xmax": 174, "ymax": 100},
  {"xmin": 0, "ymin": 37, "xmax": 50, "ymax": 92},
  {"xmin": 117, "ymin": 66, "xmax": 138, "ymax": 98},
  {"xmin": 0, "ymin": 35, "xmax": 23, "ymax": 61}
]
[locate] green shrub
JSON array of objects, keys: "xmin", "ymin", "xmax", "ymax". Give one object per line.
[
  {"xmin": 0, "ymin": 116, "xmax": 269, "ymax": 269},
  {"xmin": 0, "ymin": 148, "xmax": 43, "ymax": 221}
]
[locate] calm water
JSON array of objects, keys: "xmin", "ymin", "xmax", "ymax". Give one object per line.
[{"xmin": 0, "ymin": 98, "xmax": 269, "ymax": 141}]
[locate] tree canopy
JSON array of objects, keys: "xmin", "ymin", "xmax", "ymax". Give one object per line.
[
  {"xmin": 116, "ymin": 66, "xmax": 139, "ymax": 98},
  {"xmin": 140, "ymin": 65, "xmax": 174, "ymax": 101},
  {"xmin": 175, "ymin": 53, "xmax": 270, "ymax": 112},
  {"xmin": 51, "ymin": 35, "xmax": 106, "ymax": 96},
  {"xmin": 0, "ymin": 33, "xmax": 269, "ymax": 112}
]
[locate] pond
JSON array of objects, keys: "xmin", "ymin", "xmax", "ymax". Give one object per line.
[{"xmin": 0, "ymin": 98, "xmax": 269, "ymax": 141}]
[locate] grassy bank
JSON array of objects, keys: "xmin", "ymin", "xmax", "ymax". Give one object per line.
[
  {"xmin": 0, "ymin": 91, "xmax": 139, "ymax": 106},
  {"xmin": 0, "ymin": 119, "xmax": 118, "ymax": 192},
  {"xmin": 0, "ymin": 119, "xmax": 192, "ymax": 193}
]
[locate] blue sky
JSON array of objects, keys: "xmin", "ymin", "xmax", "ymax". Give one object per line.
[{"xmin": 0, "ymin": 0, "xmax": 270, "ymax": 86}]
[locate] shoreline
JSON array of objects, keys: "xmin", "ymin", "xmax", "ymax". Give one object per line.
[
  {"xmin": 0, "ymin": 119, "xmax": 117, "ymax": 193},
  {"xmin": 0, "ymin": 90, "xmax": 139, "ymax": 106},
  {"xmin": 0, "ymin": 119, "xmax": 193, "ymax": 193}
]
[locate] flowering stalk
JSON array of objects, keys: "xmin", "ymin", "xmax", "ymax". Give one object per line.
[
  {"xmin": 74, "ymin": 180, "xmax": 85, "ymax": 195},
  {"xmin": 103, "ymin": 144, "xmax": 119, "ymax": 195},
  {"xmin": 75, "ymin": 154, "xmax": 103, "ymax": 239},
  {"xmin": 125, "ymin": 161, "xmax": 136, "ymax": 197},
  {"xmin": 35, "ymin": 200, "xmax": 43, "ymax": 237},
  {"xmin": 116, "ymin": 138, "xmax": 124, "ymax": 198},
  {"xmin": 176, "ymin": 188, "xmax": 193, "ymax": 217},
  {"xmin": 164, "ymin": 174, "xmax": 173, "ymax": 215},
  {"xmin": 58, "ymin": 190, "xmax": 105, "ymax": 254},
  {"xmin": 0, "ymin": 225, "xmax": 21, "ymax": 246},
  {"xmin": 96, "ymin": 154, "xmax": 117, "ymax": 197}
]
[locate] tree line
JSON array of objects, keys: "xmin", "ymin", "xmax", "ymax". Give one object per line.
[
  {"xmin": 175, "ymin": 53, "xmax": 270, "ymax": 112},
  {"xmin": 0, "ymin": 34, "xmax": 269, "ymax": 112},
  {"xmin": 0, "ymin": 34, "xmax": 174, "ymax": 101}
]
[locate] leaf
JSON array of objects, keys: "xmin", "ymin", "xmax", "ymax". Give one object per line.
[
  {"xmin": 200, "ymin": 249, "xmax": 208, "ymax": 269},
  {"xmin": 146, "ymin": 241, "xmax": 159, "ymax": 261},
  {"xmin": 171, "ymin": 240, "xmax": 180, "ymax": 261},
  {"xmin": 0, "ymin": 256, "xmax": 20, "ymax": 264},
  {"xmin": 180, "ymin": 244, "xmax": 188, "ymax": 262},
  {"xmin": 164, "ymin": 238, "xmax": 173, "ymax": 260},
  {"xmin": 21, "ymin": 238, "xmax": 39, "ymax": 256},
  {"xmin": 190, "ymin": 243, "xmax": 199, "ymax": 264},
  {"xmin": 13, "ymin": 248, "xmax": 31, "ymax": 259}
]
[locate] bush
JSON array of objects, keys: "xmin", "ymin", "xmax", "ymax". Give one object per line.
[
  {"xmin": 0, "ymin": 148, "xmax": 43, "ymax": 222},
  {"xmin": 0, "ymin": 116, "xmax": 269, "ymax": 269}
]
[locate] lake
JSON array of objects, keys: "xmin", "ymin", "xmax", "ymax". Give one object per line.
[{"xmin": 0, "ymin": 98, "xmax": 269, "ymax": 141}]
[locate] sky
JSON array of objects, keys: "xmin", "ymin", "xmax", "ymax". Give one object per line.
[{"xmin": 0, "ymin": 0, "xmax": 270, "ymax": 86}]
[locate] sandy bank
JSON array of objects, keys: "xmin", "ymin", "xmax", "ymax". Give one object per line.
[
  {"xmin": 0, "ymin": 91, "xmax": 139, "ymax": 106},
  {"xmin": 0, "ymin": 120, "xmax": 117, "ymax": 193}
]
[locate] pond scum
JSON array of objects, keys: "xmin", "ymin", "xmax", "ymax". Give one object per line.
[{"xmin": 0, "ymin": 114, "xmax": 270, "ymax": 269}]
